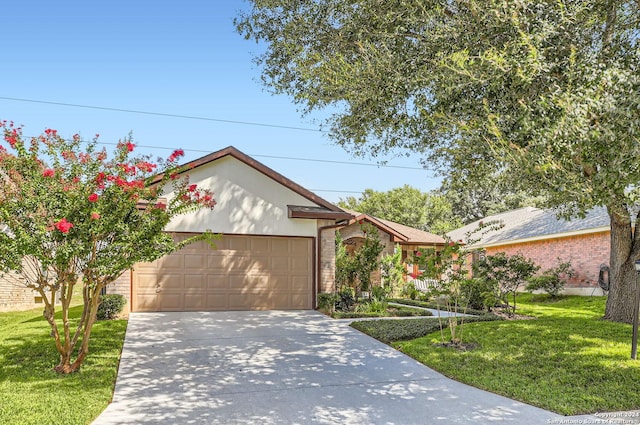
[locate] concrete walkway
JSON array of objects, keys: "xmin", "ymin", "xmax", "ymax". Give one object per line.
[{"xmin": 93, "ymin": 310, "xmax": 601, "ymax": 425}]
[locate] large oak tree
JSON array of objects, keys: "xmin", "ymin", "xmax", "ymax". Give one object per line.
[{"xmin": 236, "ymin": 0, "xmax": 640, "ymax": 322}]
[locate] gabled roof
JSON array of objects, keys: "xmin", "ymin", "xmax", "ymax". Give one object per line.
[
  {"xmin": 151, "ymin": 146, "xmax": 345, "ymax": 215},
  {"xmin": 447, "ymin": 206, "xmax": 610, "ymax": 248},
  {"xmin": 343, "ymin": 210, "xmax": 446, "ymax": 245}
]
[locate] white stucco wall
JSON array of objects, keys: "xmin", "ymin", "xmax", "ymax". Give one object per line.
[{"xmin": 164, "ymin": 156, "xmax": 321, "ymax": 236}]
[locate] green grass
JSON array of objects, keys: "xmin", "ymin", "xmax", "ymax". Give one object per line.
[
  {"xmin": 389, "ymin": 294, "xmax": 640, "ymax": 415},
  {"xmin": 0, "ymin": 305, "xmax": 127, "ymax": 425}
]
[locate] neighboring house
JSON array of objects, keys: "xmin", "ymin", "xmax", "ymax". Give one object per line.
[
  {"xmin": 338, "ymin": 211, "xmax": 446, "ymax": 286},
  {"xmin": 108, "ymin": 146, "xmax": 351, "ymax": 312},
  {"xmin": 0, "ymin": 225, "xmax": 40, "ymax": 312},
  {"xmin": 447, "ymin": 207, "xmax": 611, "ymax": 295},
  {"xmin": 0, "ymin": 272, "xmax": 38, "ymax": 312}
]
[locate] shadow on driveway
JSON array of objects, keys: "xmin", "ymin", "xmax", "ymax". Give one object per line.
[{"xmin": 92, "ymin": 310, "xmax": 592, "ymax": 424}]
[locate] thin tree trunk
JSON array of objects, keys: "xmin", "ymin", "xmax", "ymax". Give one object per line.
[{"xmin": 604, "ymin": 206, "xmax": 638, "ymax": 323}]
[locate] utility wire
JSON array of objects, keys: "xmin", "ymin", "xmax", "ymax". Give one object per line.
[
  {"xmin": 87, "ymin": 140, "xmax": 432, "ymax": 171},
  {"xmin": 5, "ymin": 95, "xmax": 434, "ymax": 171},
  {"xmin": 0, "ymin": 96, "xmax": 321, "ymax": 132}
]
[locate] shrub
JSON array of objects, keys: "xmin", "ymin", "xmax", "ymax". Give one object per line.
[
  {"xmin": 336, "ymin": 286, "xmax": 356, "ymax": 311},
  {"xmin": 370, "ymin": 285, "xmax": 389, "ymax": 300},
  {"xmin": 460, "ymin": 278, "xmax": 498, "ymax": 311},
  {"xmin": 473, "ymin": 253, "xmax": 539, "ymax": 315},
  {"xmin": 355, "ymin": 297, "xmax": 387, "ymax": 314},
  {"xmin": 402, "ymin": 282, "xmax": 419, "ymax": 300},
  {"xmin": 526, "ymin": 260, "xmax": 575, "ymax": 297},
  {"xmin": 97, "ymin": 294, "xmax": 126, "ymax": 320},
  {"xmin": 317, "ymin": 292, "xmax": 337, "ymax": 313}
]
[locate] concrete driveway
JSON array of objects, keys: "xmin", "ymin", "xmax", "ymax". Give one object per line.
[{"xmin": 93, "ymin": 310, "xmax": 594, "ymax": 425}]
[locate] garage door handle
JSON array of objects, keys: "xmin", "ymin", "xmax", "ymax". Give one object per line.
[{"xmin": 155, "ymin": 287, "xmax": 161, "ymax": 293}]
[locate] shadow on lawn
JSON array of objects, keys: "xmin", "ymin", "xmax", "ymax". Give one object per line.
[{"xmin": 2, "ymin": 306, "xmax": 127, "ymax": 384}]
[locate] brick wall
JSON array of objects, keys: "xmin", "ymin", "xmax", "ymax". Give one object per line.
[
  {"xmin": 485, "ymin": 231, "xmax": 610, "ymax": 288},
  {"xmin": 318, "ymin": 221, "xmax": 337, "ymax": 293},
  {"xmin": 106, "ymin": 270, "xmax": 132, "ymax": 312},
  {"xmin": 0, "ymin": 272, "xmax": 36, "ymax": 312}
]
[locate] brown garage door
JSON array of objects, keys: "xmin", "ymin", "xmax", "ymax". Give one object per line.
[{"xmin": 132, "ymin": 234, "xmax": 313, "ymax": 312}]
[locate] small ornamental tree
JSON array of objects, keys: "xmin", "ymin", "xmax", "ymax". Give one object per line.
[
  {"xmin": 411, "ymin": 242, "xmax": 469, "ymax": 345},
  {"xmin": 0, "ymin": 122, "xmax": 216, "ymax": 373},
  {"xmin": 473, "ymin": 253, "xmax": 540, "ymax": 316}
]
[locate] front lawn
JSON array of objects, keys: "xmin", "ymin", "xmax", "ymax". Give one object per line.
[
  {"xmin": 387, "ymin": 294, "xmax": 640, "ymax": 415},
  {"xmin": 0, "ymin": 306, "xmax": 127, "ymax": 425}
]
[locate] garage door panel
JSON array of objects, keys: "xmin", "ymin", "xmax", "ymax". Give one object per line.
[
  {"xmin": 207, "ymin": 275, "xmax": 230, "ymax": 289},
  {"xmin": 158, "ymin": 293, "xmax": 184, "ymax": 311},
  {"xmin": 134, "ymin": 293, "xmax": 157, "ymax": 312},
  {"xmin": 291, "ymin": 257, "xmax": 310, "ymax": 271},
  {"xmin": 184, "ymin": 293, "xmax": 207, "ymax": 310},
  {"xmin": 184, "ymin": 274, "xmax": 207, "ymax": 289},
  {"xmin": 206, "ymin": 294, "xmax": 229, "ymax": 309},
  {"xmin": 291, "ymin": 276, "xmax": 311, "ymax": 290},
  {"xmin": 158, "ymin": 255, "xmax": 183, "ymax": 269},
  {"xmin": 250, "ymin": 238, "xmax": 270, "ymax": 252},
  {"xmin": 133, "ymin": 234, "xmax": 313, "ymax": 311},
  {"xmin": 184, "ymin": 254, "xmax": 207, "ymax": 270},
  {"xmin": 135, "ymin": 274, "xmax": 159, "ymax": 290}
]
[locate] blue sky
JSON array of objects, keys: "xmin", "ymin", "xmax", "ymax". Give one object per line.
[{"xmin": 1, "ymin": 0, "xmax": 441, "ymax": 203}]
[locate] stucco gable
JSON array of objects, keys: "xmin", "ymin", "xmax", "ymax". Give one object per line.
[{"xmin": 163, "ymin": 150, "xmax": 343, "ymax": 236}]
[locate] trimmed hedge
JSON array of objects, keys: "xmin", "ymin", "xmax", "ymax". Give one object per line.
[
  {"xmin": 350, "ymin": 315, "xmax": 501, "ymax": 344},
  {"xmin": 388, "ymin": 298, "xmax": 489, "ymax": 316}
]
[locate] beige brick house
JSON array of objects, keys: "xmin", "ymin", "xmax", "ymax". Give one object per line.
[{"xmin": 448, "ymin": 207, "xmax": 611, "ymax": 295}]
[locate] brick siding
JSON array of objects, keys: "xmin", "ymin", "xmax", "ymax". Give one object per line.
[
  {"xmin": 484, "ymin": 231, "xmax": 610, "ymax": 288},
  {"xmin": 106, "ymin": 270, "xmax": 132, "ymax": 312},
  {"xmin": 318, "ymin": 222, "xmax": 338, "ymax": 294},
  {"xmin": 0, "ymin": 272, "xmax": 37, "ymax": 312}
]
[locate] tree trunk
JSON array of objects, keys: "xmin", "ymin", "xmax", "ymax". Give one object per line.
[{"xmin": 604, "ymin": 206, "xmax": 638, "ymax": 324}]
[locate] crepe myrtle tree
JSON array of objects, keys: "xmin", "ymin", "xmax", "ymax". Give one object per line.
[{"xmin": 0, "ymin": 122, "xmax": 216, "ymax": 373}]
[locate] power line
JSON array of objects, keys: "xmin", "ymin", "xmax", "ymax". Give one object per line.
[
  {"xmin": 0, "ymin": 96, "xmax": 321, "ymax": 132},
  {"xmin": 87, "ymin": 140, "xmax": 432, "ymax": 171}
]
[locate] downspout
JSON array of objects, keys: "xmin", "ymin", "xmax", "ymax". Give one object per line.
[{"xmin": 316, "ymin": 221, "xmax": 349, "ymax": 309}]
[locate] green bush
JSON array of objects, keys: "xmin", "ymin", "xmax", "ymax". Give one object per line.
[
  {"xmin": 336, "ymin": 286, "xmax": 356, "ymax": 311},
  {"xmin": 97, "ymin": 294, "xmax": 126, "ymax": 320},
  {"xmin": 526, "ymin": 260, "xmax": 575, "ymax": 297},
  {"xmin": 370, "ymin": 285, "xmax": 389, "ymax": 300},
  {"xmin": 460, "ymin": 278, "xmax": 498, "ymax": 311},
  {"xmin": 317, "ymin": 292, "xmax": 337, "ymax": 312},
  {"xmin": 402, "ymin": 282, "xmax": 419, "ymax": 300},
  {"xmin": 355, "ymin": 297, "xmax": 387, "ymax": 314}
]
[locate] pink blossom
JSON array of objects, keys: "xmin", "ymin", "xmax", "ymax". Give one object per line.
[
  {"xmin": 90, "ymin": 212, "xmax": 101, "ymax": 220},
  {"xmin": 88, "ymin": 193, "xmax": 99, "ymax": 203},
  {"xmin": 42, "ymin": 168, "xmax": 55, "ymax": 177},
  {"xmin": 54, "ymin": 218, "xmax": 73, "ymax": 234}
]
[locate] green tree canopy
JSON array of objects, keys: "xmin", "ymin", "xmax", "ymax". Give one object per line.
[
  {"xmin": 236, "ymin": 1, "xmax": 640, "ymax": 323},
  {"xmin": 338, "ymin": 184, "xmax": 461, "ymax": 234}
]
